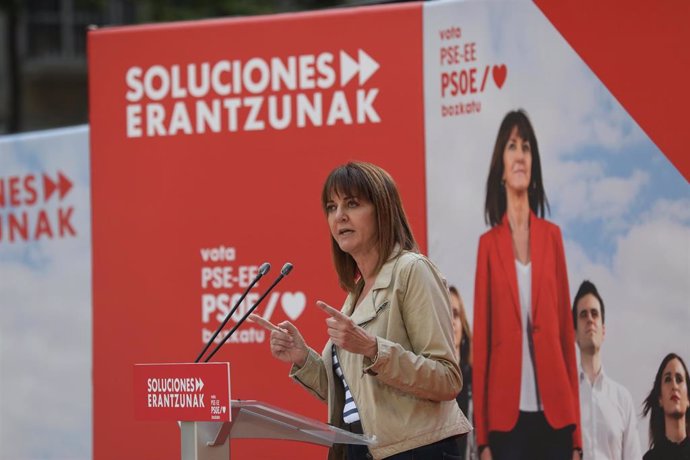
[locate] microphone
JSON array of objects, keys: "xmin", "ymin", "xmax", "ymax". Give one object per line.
[
  {"xmin": 195, "ymin": 262, "xmax": 271, "ymax": 363},
  {"xmin": 203, "ymin": 262, "xmax": 293, "ymax": 362}
]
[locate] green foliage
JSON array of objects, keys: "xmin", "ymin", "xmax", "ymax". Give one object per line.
[{"xmin": 139, "ymin": 0, "xmax": 342, "ymax": 22}]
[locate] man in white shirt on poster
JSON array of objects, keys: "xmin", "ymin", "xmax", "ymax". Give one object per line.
[{"xmin": 572, "ymin": 280, "xmax": 642, "ymax": 460}]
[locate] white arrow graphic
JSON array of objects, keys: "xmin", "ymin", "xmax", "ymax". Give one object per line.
[
  {"xmin": 340, "ymin": 49, "xmax": 379, "ymax": 87},
  {"xmin": 340, "ymin": 50, "xmax": 358, "ymax": 87},
  {"xmin": 358, "ymin": 49, "xmax": 379, "ymax": 85},
  {"xmin": 195, "ymin": 378, "xmax": 204, "ymax": 392}
]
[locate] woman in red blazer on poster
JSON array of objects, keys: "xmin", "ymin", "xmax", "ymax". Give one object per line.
[{"xmin": 473, "ymin": 110, "xmax": 582, "ymax": 460}]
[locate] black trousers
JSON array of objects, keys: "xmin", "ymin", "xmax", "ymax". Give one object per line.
[
  {"xmin": 345, "ymin": 421, "xmax": 463, "ymax": 460},
  {"xmin": 489, "ymin": 411, "xmax": 573, "ymax": 460}
]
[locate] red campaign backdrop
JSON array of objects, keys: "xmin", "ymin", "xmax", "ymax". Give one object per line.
[{"xmin": 89, "ymin": 4, "xmax": 424, "ymax": 459}]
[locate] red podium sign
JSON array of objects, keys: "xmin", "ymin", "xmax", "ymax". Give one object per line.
[{"xmin": 133, "ymin": 363, "xmax": 231, "ymax": 422}]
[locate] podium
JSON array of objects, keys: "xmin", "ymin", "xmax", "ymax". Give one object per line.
[
  {"xmin": 133, "ymin": 362, "xmax": 375, "ymax": 459},
  {"xmin": 180, "ymin": 400, "xmax": 375, "ymax": 460}
]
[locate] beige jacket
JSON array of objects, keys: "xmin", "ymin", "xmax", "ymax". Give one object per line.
[{"xmin": 291, "ymin": 250, "xmax": 472, "ymax": 459}]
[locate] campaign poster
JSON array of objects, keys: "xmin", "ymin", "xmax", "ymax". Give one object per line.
[
  {"xmin": 423, "ymin": 0, "xmax": 689, "ymax": 449},
  {"xmin": 0, "ymin": 126, "xmax": 92, "ymax": 459}
]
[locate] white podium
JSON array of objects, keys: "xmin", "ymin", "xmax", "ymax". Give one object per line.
[{"xmin": 180, "ymin": 400, "xmax": 376, "ymax": 460}]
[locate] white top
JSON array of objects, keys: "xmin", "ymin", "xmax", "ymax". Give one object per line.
[
  {"xmin": 579, "ymin": 366, "xmax": 642, "ymax": 460},
  {"xmin": 516, "ymin": 260, "xmax": 541, "ymax": 411}
]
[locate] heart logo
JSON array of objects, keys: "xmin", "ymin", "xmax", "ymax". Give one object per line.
[
  {"xmin": 281, "ymin": 292, "xmax": 306, "ymax": 321},
  {"xmin": 492, "ymin": 64, "xmax": 507, "ymax": 89}
]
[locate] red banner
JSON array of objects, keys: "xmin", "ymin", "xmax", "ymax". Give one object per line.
[
  {"xmin": 133, "ymin": 363, "xmax": 231, "ymax": 422},
  {"xmin": 89, "ymin": 3, "xmax": 424, "ymax": 459},
  {"xmin": 534, "ymin": 0, "xmax": 690, "ymax": 182}
]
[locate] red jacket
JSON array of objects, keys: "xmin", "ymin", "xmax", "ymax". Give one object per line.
[{"xmin": 472, "ymin": 212, "xmax": 581, "ymax": 449}]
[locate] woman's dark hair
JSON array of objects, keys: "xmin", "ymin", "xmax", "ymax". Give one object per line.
[
  {"xmin": 642, "ymin": 353, "xmax": 690, "ymax": 449},
  {"xmin": 321, "ymin": 162, "xmax": 418, "ymax": 292},
  {"xmin": 484, "ymin": 109, "xmax": 549, "ymax": 227}
]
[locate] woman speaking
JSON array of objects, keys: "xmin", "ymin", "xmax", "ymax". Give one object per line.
[
  {"xmin": 258, "ymin": 162, "xmax": 470, "ymax": 460},
  {"xmin": 472, "ymin": 110, "xmax": 581, "ymax": 460}
]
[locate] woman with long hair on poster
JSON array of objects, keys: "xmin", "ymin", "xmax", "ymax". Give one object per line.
[
  {"xmin": 472, "ymin": 110, "xmax": 582, "ymax": 460},
  {"xmin": 449, "ymin": 285, "xmax": 477, "ymax": 460},
  {"xmin": 256, "ymin": 162, "xmax": 471, "ymax": 460},
  {"xmin": 642, "ymin": 352, "xmax": 690, "ymax": 460}
]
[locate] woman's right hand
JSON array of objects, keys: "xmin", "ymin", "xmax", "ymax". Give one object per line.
[
  {"xmin": 270, "ymin": 321, "xmax": 308, "ymax": 367},
  {"xmin": 480, "ymin": 447, "xmax": 492, "ymax": 460}
]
